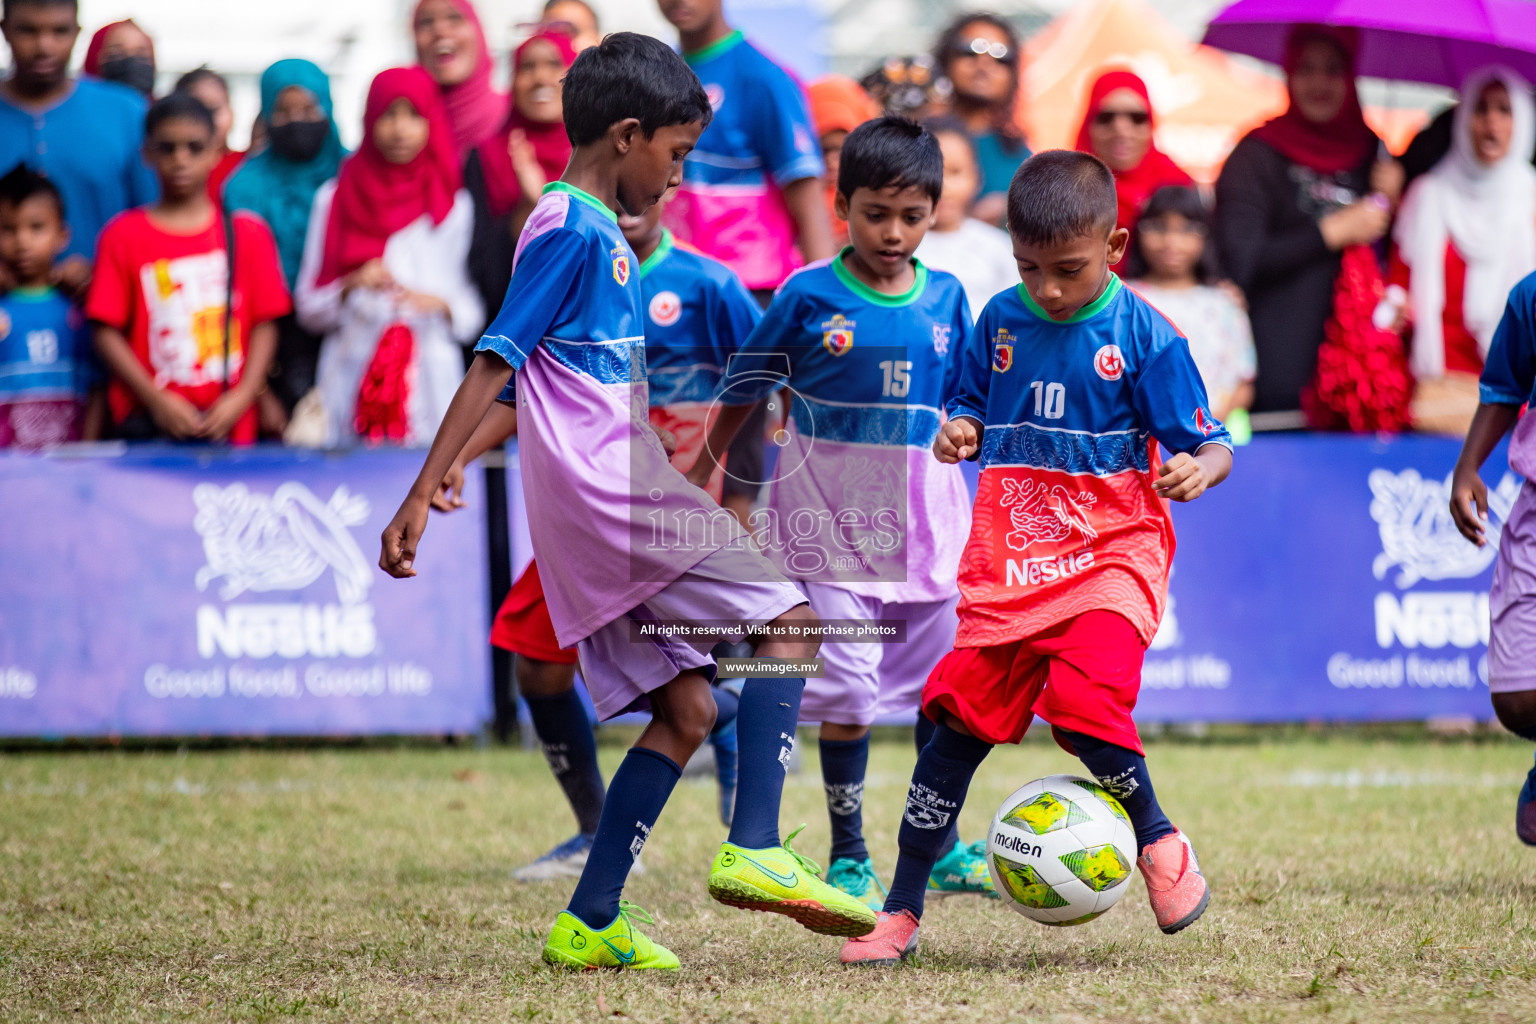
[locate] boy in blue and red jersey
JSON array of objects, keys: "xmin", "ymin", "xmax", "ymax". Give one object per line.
[{"xmin": 841, "ymin": 150, "xmax": 1234, "ymax": 965}]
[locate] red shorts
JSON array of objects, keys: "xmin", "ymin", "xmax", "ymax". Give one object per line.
[
  {"xmin": 489, "ymin": 560, "xmax": 579, "ymax": 665},
  {"xmin": 922, "ymin": 610, "xmax": 1146, "ymax": 754}
]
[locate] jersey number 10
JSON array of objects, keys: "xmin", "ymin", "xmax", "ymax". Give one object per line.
[{"xmin": 1030, "ymin": 380, "xmax": 1066, "ymax": 419}]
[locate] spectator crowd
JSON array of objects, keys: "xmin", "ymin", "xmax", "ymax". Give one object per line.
[{"xmin": 0, "ymin": 0, "xmax": 1528, "ymax": 451}]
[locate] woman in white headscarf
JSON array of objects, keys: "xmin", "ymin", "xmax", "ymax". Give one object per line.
[{"xmin": 1389, "ymin": 66, "xmax": 1536, "ymax": 434}]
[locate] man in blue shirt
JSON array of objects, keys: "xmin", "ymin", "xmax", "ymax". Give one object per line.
[{"xmin": 0, "ymin": 0, "xmax": 156, "ymax": 297}]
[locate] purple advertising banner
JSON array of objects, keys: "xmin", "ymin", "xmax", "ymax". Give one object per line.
[{"xmin": 0, "ymin": 446, "xmax": 490, "ymax": 737}]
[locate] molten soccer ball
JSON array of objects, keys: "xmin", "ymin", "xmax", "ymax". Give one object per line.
[{"xmin": 986, "ymin": 774, "xmax": 1137, "ymax": 926}]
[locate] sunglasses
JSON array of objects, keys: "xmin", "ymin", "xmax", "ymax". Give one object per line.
[
  {"xmin": 150, "ymin": 139, "xmax": 208, "ymax": 156},
  {"xmin": 952, "ymin": 37, "xmax": 1014, "ymax": 64},
  {"xmin": 1093, "ymin": 109, "xmax": 1151, "ymax": 127}
]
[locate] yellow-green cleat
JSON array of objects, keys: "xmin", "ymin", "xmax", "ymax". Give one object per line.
[
  {"xmin": 707, "ymin": 825, "xmax": 877, "ymax": 937},
  {"xmin": 541, "ymin": 901, "xmax": 679, "ymax": 971}
]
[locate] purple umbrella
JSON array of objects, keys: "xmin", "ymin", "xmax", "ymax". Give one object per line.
[{"xmin": 1203, "ymin": 0, "xmax": 1536, "ymax": 87}]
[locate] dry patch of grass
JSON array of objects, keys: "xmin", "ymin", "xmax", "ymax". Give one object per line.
[{"xmin": 3, "ymin": 736, "xmax": 1535, "ymax": 1022}]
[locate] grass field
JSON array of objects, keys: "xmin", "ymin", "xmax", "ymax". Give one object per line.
[{"xmin": 4, "ymin": 733, "xmax": 1536, "ymax": 1023}]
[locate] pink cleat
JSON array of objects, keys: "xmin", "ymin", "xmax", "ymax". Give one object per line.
[
  {"xmin": 839, "ymin": 910, "xmax": 919, "ymax": 966},
  {"xmin": 1138, "ymin": 830, "xmax": 1210, "ymax": 934}
]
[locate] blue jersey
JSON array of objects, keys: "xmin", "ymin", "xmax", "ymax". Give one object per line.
[
  {"xmin": 1482, "ymin": 272, "xmax": 1536, "ymax": 480},
  {"xmin": 947, "ymin": 275, "xmax": 1231, "ymax": 646},
  {"xmin": 0, "ymin": 287, "xmax": 91, "ymax": 403},
  {"xmin": 0, "ymin": 79, "xmax": 158, "ymax": 261},
  {"xmin": 639, "ymin": 230, "xmax": 762, "ymax": 409},
  {"xmin": 728, "ymin": 253, "xmax": 973, "ymax": 600},
  {"xmin": 663, "ymin": 31, "xmax": 823, "ymax": 290},
  {"xmin": 475, "ymin": 183, "xmax": 740, "ymax": 647}
]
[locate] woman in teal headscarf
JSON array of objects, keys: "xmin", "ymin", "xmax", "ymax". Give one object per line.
[{"xmin": 224, "ymin": 59, "xmax": 346, "ymax": 425}]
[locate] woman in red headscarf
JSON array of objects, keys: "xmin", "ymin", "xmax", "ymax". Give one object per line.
[
  {"xmin": 83, "ymin": 19, "xmax": 156, "ymax": 96},
  {"xmin": 413, "ymin": 0, "xmax": 510, "ymax": 157},
  {"xmin": 1074, "ymin": 68, "xmax": 1192, "ymax": 251},
  {"xmin": 463, "ymin": 27, "xmax": 579, "ymax": 322},
  {"xmin": 1214, "ymin": 25, "xmax": 1404, "ymax": 419},
  {"xmin": 294, "ymin": 67, "xmax": 485, "ymax": 448}
]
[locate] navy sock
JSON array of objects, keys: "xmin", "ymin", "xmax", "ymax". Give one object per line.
[
  {"xmin": 820, "ymin": 736, "xmax": 869, "ymax": 862},
  {"xmin": 1058, "ymin": 728, "xmax": 1175, "ymax": 853},
  {"xmin": 726, "ymin": 676, "xmax": 804, "ymax": 850},
  {"xmin": 913, "ymin": 710, "xmax": 959, "ymax": 859},
  {"xmin": 524, "ymin": 689, "xmax": 606, "ymax": 835},
  {"xmin": 884, "ymin": 723, "xmax": 993, "ymax": 919},
  {"xmin": 566, "ymin": 747, "xmax": 680, "ymax": 928}
]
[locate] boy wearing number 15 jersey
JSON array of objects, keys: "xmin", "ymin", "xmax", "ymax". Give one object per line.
[{"xmin": 691, "ymin": 117, "xmax": 983, "ymax": 912}]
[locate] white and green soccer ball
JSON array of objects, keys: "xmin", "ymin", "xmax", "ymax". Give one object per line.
[{"xmin": 986, "ymin": 774, "xmax": 1137, "ymax": 926}]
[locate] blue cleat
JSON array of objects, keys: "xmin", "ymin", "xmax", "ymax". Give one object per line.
[{"xmin": 1518, "ymin": 753, "xmax": 1536, "ymax": 847}]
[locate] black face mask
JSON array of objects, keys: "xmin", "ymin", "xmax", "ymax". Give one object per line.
[
  {"xmin": 97, "ymin": 55, "xmax": 156, "ymax": 96},
  {"xmin": 269, "ymin": 120, "xmax": 330, "ymax": 163}
]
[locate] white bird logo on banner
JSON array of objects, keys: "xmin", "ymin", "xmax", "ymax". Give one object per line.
[{"xmin": 193, "ymin": 482, "xmax": 373, "ymax": 604}]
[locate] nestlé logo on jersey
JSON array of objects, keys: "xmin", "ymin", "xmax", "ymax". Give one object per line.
[
  {"xmin": 648, "ymin": 290, "xmax": 682, "ymax": 327},
  {"xmin": 610, "ymin": 245, "xmax": 631, "ymax": 287},
  {"xmin": 992, "ymin": 328, "xmax": 1015, "ymax": 372},
  {"xmin": 821, "ymin": 314, "xmax": 855, "ymax": 356},
  {"xmin": 1094, "ymin": 344, "xmax": 1124, "ymax": 381}
]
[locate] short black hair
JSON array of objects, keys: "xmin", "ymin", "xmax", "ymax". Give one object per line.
[
  {"xmin": 1123, "ymin": 185, "xmax": 1221, "ymax": 283},
  {"xmin": 175, "ymin": 66, "xmax": 229, "ymax": 98},
  {"xmin": 838, "ymin": 114, "xmax": 942, "ymax": 203},
  {"xmin": 1, "ymin": 0, "xmax": 77, "ymax": 19},
  {"xmin": 561, "ymin": 32, "xmax": 712, "ymax": 146},
  {"xmin": 0, "ymin": 163, "xmax": 64, "ymax": 220},
  {"xmin": 145, "ymin": 90, "xmax": 215, "ymax": 138},
  {"xmin": 1006, "ymin": 150, "xmax": 1118, "ymax": 247}
]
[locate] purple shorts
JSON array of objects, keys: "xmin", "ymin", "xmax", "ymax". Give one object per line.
[
  {"xmin": 1491, "ymin": 481, "xmax": 1536, "ymax": 694},
  {"xmin": 575, "ymin": 543, "xmax": 805, "ymax": 720},
  {"xmin": 797, "ymin": 583, "xmax": 959, "ymax": 726}
]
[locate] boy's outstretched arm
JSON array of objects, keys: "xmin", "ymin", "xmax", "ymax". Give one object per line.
[
  {"xmin": 1153, "ymin": 444, "xmax": 1232, "ymax": 503},
  {"xmin": 380, "ymin": 352, "xmax": 513, "ymax": 577},
  {"xmin": 1451, "ymin": 403, "xmax": 1522, "ymax": 547}
]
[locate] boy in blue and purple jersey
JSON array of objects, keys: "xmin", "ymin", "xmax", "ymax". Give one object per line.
[
  {"xmin": 382, "ymin": 33, "xmax": 875, "ymax": 971},
  {"xmin": 0, "ymin": 164, "xmax": 96, "ymax": 448},
  {"xmin": 690, "ymin": 117, "xmax": 991, "ymax": 911},
  {"xmin": 842, "ymin": 151, "xmax": 1234, "ymax": 966},
  {"xmin": 1451, "ymin": 270, "xmax": 1536, "ymax": 846}
]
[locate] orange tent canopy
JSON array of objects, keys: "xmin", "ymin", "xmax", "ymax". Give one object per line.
[{"xmin": 1022, "ymin": 0, "xmax": 1426, "ymax": 182}]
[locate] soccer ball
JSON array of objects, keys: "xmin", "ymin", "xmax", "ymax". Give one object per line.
[{"xmin": 986, "ymin": 774, "xmax": 1137, "ymax": 926}]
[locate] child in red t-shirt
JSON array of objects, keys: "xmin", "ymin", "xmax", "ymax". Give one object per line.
[{"xmin": 88, "ymin": 92, "xmax": 289, "ymax": 444}]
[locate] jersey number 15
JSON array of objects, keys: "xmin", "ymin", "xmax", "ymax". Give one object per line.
[{"xmin": 879, "ymin": 360, "xmax": 912, "ymax": 398}]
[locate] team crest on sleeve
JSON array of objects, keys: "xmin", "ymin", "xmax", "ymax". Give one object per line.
[
  {"xmin": 1195, "ymin": 407, "xmax": 1216, "ymax": 436},
  {"xmin": 992, "ymin": 328, "xmax": 1015, "ymax": 372},
  {"xmin": 610, "ymin": 246, "xmax": 631, "ymax": 286},
  {"xmin": 821, "ymin": 314, "xmax": 855, "ymax": 356},
  {"xmin": 1094, "ymin": 344, "xmax": 1125, "ymax": 381},
  {"xmin": 648, "ymin": 290, "xmax": 682, "ymax": 326},
  {"xmin": 932, "ymin": 323, "xmax": 951, "ymax": 355}
]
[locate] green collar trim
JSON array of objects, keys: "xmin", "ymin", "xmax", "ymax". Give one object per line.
[
  {"xmin": 6, "ymin": 284, "xmax": 56, "ymax": 300},
  {"xmin": 1016, "ymin": 274, "xmax": 1122, "ymax": 325},
  {"xmin": 831, "ymin": 247, "xmax": 928, "ymax": 307},
  {"xmin": 639, "ymin": 229, "xmax": 674, "ymax": 279},
  {"xmin": 543, "ymin": 181, "xmax": 618, "ymax": 223},
  {"xmin": 686, "ymin": 29, "xmax": 744, "ymax": 63}
]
